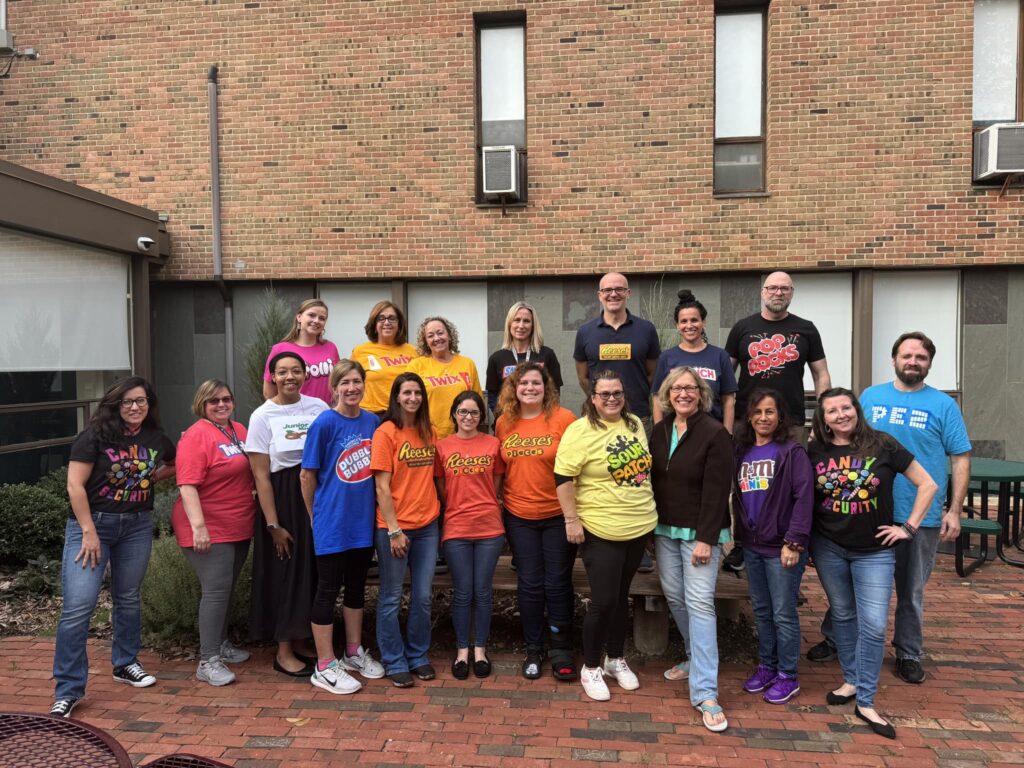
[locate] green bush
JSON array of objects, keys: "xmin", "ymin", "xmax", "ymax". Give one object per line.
[
  {"xmin": 141, "ymin": 535, "xmax": 252, "ymax": 650},
  {"xmin": 0, "ymin": 482, "xmax": 67, "ymax": 565},
  {"xmin": 35, "ymin": 466, "xmax": 69, "ymax": 500},
  {"xmin": 151, "ymin": 490, "xmax": 179, "ymax": 538},
  {"xmin": 243, "ymin": 288, "xmax": 293, "ymax": 408}
]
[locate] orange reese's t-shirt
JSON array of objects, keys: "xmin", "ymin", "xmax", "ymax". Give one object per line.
[
  {"xmin": 495, "ymin": 406, "xmax": 577, "ymax": 520},
  {"xmin": 434, "ymin": 433, "xmax": 506, "ymax": 543},
  {"xmin": 370, "ymin": 421, "xmax": 440, "ymax": 530}
]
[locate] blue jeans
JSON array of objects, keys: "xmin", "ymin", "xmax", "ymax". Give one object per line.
[
  {"xmin": 743, "ymin": 548, "xmax": 807, "ymax": 677},
  {"xmin": 375, "ymin": 521, "xmax": 438, "ymax": 674},
  {"xmin": 503, "ymin": 512, "xmax": 577, "ymax": 652},
  {"xmin": 810, "ymin": 534, "xmax": 895, "ymax": 709},
  {"xmin": 53, "ymin": 511, "xmax": 153, "ymax": 700},
  {"xmin": 442, "ymin": 535, "xmax": 505, "ymax": 649},
  {"xmin": 893, "ymin": 526, "xmax": 940, "ymax": 662},
  {"xmin": 656, "ymin": 535, "xmax": 721, "ymax": 705}
]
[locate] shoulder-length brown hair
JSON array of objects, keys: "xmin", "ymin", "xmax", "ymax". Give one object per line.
[
  {"xmin": 733, "ymin": 387, "xmax": 793, "ymax": 451},
  {"xmin": 381, "ymin": 372, "xmax": 433, "ymax": 445},
  {"xmin": 812, "ymin": 387, "xmax": 889, "ymax": 455},
  {"xmin": 282, "ymin": 298, "xmax": 328, "ymax": 343},
  {"xmin": 363, "ymin": 300, "xmax": 408, "ymax": 345},
  {"xmin": 581, "ymin": 370, "xmax": 640, "ymax": 433},
  {"xmin": 496, "ymin": 362, "xmax": 560, "ymax": 423}
]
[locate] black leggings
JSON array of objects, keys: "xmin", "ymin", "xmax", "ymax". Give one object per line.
[
  {"xmin": 579, "ymin": 530, "xmax": 647, "ymax": 668},
  {"xmin": 310, "ymin": 547, "xmax": 374, "ymax": 626}
]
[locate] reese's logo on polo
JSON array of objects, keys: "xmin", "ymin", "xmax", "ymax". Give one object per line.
[
  {"xmin": 599, "ymin": 343, "xmax": 632, "ymax": 361},
  {"xmin": 444, "ymin": 452, "xmax": 493, "ymax": 476},
  {"xmin": 605, "ymin": 434, "xmax": 652, "ymax": 487},
  {"xmin": 335, "ymin": 438, "xmax": 373, "ymax": 484},
  {"xmin": 397, "ymin": 441, "xmax": 435, "ymax": 468}
]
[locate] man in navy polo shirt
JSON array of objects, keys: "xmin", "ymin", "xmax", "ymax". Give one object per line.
[{"xmin": 573, "ymin": 272, "xmax": 661, "ymax": 427}]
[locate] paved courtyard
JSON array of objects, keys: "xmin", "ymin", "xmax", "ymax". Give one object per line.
[{"xmin": 1, "ymin": 555, "xmax": 1021, "ymax": 767}]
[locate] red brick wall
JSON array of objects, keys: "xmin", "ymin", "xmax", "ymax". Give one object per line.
[{"xmin": 1, "ymin": 0, "xmax": 1019, "ymax": 280}]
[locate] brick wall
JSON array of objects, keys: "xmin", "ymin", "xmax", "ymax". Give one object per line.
[{"xmin": 1, "ymin": 0, "xmax": 1021, "ymax": 281}]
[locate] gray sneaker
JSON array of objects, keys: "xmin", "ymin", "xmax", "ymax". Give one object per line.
[
  {"xmin": 340, "ymin": 646, "xmax": 386, "ymax": 679},
  {"xmin": 197, "ymin": 656, "xmax": 236, "ymax": 687},
  {"xmin": 219, "ymin": 640, "xmax": 250, "ymax": 664},
  {"xmin": 311, "ymin": 660, "xmax": 362, "ymax": 695}
]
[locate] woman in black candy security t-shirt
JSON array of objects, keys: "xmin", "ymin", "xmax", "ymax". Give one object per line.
[
  {"xmin": 51, "ymin": 376, "xmax": 176, "ymax": 719},
  {"xmin": 806, "ymin": 388, "xmax": 935, "ymax": 741}
]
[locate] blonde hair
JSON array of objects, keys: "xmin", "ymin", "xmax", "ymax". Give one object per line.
[
  {"xmin": 656, "ymin": 367, "xmax": 713, "ymax": 415},
  {"xmin": 283, "ymin": 298, "xmax": 328, "ymax": 343},
  {"xmin": 191, "ymin": 379, "xmax": 234, "ymax": 419},
  {"xmin": 501, "ymin": 302, "xmax": 544, "ymax": 354}
]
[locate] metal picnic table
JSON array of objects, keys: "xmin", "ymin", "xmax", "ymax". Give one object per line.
[{"xmin": 963, "ymin": 457, "xmax": 1024, "ymax": 568}]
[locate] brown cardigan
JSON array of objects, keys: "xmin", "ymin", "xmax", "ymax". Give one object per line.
[{"xmin": 649, "ymin": 410, "xmax": 734, "ymax": 545}]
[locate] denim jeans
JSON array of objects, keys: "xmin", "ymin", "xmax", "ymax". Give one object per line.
[
  {"xmin": 810, "ymin": 534, "xmax": 895, "ymax": 709},
  {"xmin": 743, "ymin": 548, "xmax": 807, "ymax": 677},
  {"xmin": 503, "ymin": 512, "xmax": 577, "ymax": 652},
  {"xmin": 53, "ymin": 511, "xmax": 153, "ymax": 700},
  {"xmin": 656, "ymin": 535, "xmax": 721, "ymax": 705},
  {"xmin": 893, "ymin": 526, "xmax": 940, "ymax": 662},
  {"xmin": 442, "ymin": 535, "xmax": 505, "ymax": 649},
  {"xmin": 375, "ymin": 521, "xmax": 438, "ymax": 674},
  {"xmin": 579, "ymin": 531, "xmax": 646, "ymax": 668}
]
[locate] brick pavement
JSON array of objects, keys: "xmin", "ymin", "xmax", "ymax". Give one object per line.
[{"xmin": 2, "ymin": 556, "xmax": 1022, "ymax": 767}]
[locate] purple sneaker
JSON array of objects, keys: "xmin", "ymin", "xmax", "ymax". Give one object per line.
[
  {"xmin": 743, "ymin": 665, "xmax": 777, "ymax": 693},
  {"xmin": 763, "ymin": 673, "xmax": 800, "ymax": 704}
]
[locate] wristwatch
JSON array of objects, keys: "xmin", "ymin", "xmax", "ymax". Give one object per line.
[
  {"xmin": 266, "ymin": 523, "xmax": 282, "ymax": 531},
  {"xmin": 388, "ymin": 528, "xmax": 403, "ymax": 540}
]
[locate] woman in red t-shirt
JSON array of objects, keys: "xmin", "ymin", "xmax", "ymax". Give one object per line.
[
  {"xmin": 172, "ymin": 379, "xmax": 257, "ymax": 687},
  {"xmin": 434, "ymin": 391, "xmax": 505, "ymax": 680}
]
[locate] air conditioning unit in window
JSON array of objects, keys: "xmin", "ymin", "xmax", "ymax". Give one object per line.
[
  {"xmin": 482, "ymin": 145, "xmax": 520, "ymax": 200},
  {"xmin": 974, "ymin": 123, "xmax": 1024, "ymax": 181}
]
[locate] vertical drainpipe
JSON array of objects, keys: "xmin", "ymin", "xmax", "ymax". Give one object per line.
[{"xmin": 209, "ymin": 64, "xmax": 234, "ymax": 391}]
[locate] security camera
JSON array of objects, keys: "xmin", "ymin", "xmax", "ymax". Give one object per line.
[{"xmin": 137, "ymin": 236, "xmax": 155, "ymax": 252}]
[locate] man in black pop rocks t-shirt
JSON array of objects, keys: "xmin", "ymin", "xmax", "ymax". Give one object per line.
[{"xmin": 723, "ymin": 271, "xmax": 832, "ymax": 572}]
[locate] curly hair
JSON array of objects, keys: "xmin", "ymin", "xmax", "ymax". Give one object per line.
[
  {"xmin": 89, "ymin": 376, "xmax": 162, "ymax": 447},
  {"xmin": 496, "ymin": 362, "xmax": 560, "ymax": 423},
  {"xmin": 415, "ymin": 316, "xmax": 460, "ymax": 357},
  {"xmin": 581, "ymin": 370, "xmax": 640, "ymax": 433}
]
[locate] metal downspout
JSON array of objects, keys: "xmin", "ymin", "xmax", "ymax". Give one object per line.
[{"xmin": 208, "ymin": 64, "xmax": 234, "ymax": 391}]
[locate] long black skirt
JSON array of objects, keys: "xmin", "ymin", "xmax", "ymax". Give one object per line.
[{"xmin": 248, "ymin": 465, "xmax": 317, "ymax": 642}]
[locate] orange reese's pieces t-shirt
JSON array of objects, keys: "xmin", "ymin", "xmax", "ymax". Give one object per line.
[
  {"xmin": 434, "ymin": 433, "xmax": 506, "ymax": 543},
  {"xmin": 370, "ymin": 421, "xmax": 440, "ymax": 530},
  {"xmin": 495, "ymin": 406, "xmax": 577, "ymax": 520}
]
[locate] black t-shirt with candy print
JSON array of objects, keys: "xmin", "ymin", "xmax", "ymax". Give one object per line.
[
  {"xmin": 807, "ymin": 439, "xmax": 913, "ymax": 552},
  {"xmin": 69, "ymin": 426, "xmax": 176, "ymax": 516}
]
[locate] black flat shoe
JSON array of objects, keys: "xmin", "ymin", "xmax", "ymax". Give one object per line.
[
  {"xmin": 473, "ymin": 658, "xmax": 492, "ymax": 679},
  {"xmin": 451, "ymin": 660, "xmax": 469, "ymax": 680},
  {"xmin": 273, "ymin": 659, "xmax": 314, "ymax": 677},
  {"xmin": 855, "ymin": 707, "xmax": 896, "ymax": 740},
  {"xmin": 826, "ymin": 689, "xmax": 856, "ymax": 705}
]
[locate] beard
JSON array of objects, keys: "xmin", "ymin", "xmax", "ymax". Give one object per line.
[
  {"xmin": 895, "ymin": 366, "xmax": 926, "ymax": 386},
  {"xmin": 764, "ymin": 297, "xmax": 791, "ymax": 313}
]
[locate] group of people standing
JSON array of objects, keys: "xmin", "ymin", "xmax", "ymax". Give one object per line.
[{"xmin": 48, "ymin": 273, "xmax": 971, "ymax": 743}]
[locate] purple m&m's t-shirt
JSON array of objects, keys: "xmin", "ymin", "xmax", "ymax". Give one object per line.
[{"xmin": 737, "ymin": 442, "xmax": 780, "ymax": 528}]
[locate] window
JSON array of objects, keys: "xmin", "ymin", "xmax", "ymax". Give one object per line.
[
  {"xmin": 475, "ymin": 13, "xmax": 526, "ymax": 204},
  {"xmin": 714, "ymin": 3, "xmax": 767, "ymax": 194},
  {"xmin": 972, "ymin": 0, "xmax": 1023, "ymax": 181}
]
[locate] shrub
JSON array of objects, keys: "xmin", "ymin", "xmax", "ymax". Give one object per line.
[
  {"xmin": 35, "ymin": 466, "xmax": 69, "ymax": 501},
  {"xmin": 151, "ymin": 490, "xmax": 179, "ymax": 538},
  {"xmin": 0, "ymin": 482, "xmax": 67, "ymax": 565},
  {"xmin": 243, "ymin": 288, "xmax": 293, "ymax": 407}
]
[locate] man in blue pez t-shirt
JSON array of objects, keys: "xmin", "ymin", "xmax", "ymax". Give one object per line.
[{"xmin": 859, "ymin": 332, "xmax": 971, "ymax": 684}]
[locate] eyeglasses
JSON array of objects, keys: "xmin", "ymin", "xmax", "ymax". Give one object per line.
[
  {"xmin": 455, "ymin": 409, "xmax": 481, "ymax": 418},
  {"xmin": 120, "ymin": 397, "xmax": 150, "ymax": 409},
  {"xmin": 762, "ymin": 285, "xmax": 793, "ymax": 294},
  {"xmin": 594, "ymin": 390, "xmax": 625, "ymax": 401},
  {"xmin": 598, "ymin": 287, "xmax": 629, "ymax": 296},
  {"xmin": 669, "ymin": 385, "xmax": 700, "ymax": 395},
  {"xmin": 376, "ymin": 314, "xmax": 399, "ymax": 324},
  {"xmin": 207, "ymin": 396, "xmax": 234, "ymax": 406}
]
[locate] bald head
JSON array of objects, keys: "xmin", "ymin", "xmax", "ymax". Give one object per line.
[
  {"xmin": 761, "ymin": 271, "xmax": 794, "ymax": 317},
  {"xmin": 598, "ymin": 272, "xmax": 631, "ymax": 316}
]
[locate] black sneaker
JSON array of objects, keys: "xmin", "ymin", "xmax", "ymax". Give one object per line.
[
  {"xmin": 894, "ymin": 658, "xmax": 925, "ymax": 684},
  {"xmin": 522, "ymin": 650, "xmax": 543, "ymax": 680},
  {"xmin": 806, "ymin": 639, "xmax": 837, "ymax": 663},
  {"xmin": 435, "ymin": 555, "xmax": 449, "ymax": 575},
  {"xmin": 49, "ymin": 698, "xmax": 80, "ymax": 718},
  {"xmin": 112, "ymin": 662, "xmax": 156, "ymax": 688},
  {"xmin": 637, "ymin": 551, "xmax": 654, "ymax": 574},
  {"xmin": 388, "ymin": 671, "xmax": 414, "ymax": 688},
  {"xmin": 723, "ymin": 545, "xmax": 745, "ymax": 573},
  {"xmin": 412, "ymin": 663, "xmax": 436, "ymax": 681}
]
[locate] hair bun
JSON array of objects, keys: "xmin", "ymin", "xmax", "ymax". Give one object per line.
[{"xmin": 677, "ymin": 289, "xmax": 696, "ymax": 302}]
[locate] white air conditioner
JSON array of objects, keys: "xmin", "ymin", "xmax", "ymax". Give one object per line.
[
  {"xmin": 482, "ymin": 145, "xmax": 520, "ymax": 199},
  {"xmin": 974, "ymin": 123, "xmax": 1024, "ymax": 181}
]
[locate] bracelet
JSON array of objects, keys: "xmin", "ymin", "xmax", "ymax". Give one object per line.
[
  {"xmin": 387, "ymin": 528, "xmax": 404, "ymax": 540},
  {"xmin": 266, "ymin": 523, "xmax": 282, "ymax": 531},
  {"xmin": 901, "ymin": 522, "xmax": 917, "ymax": 539},
  {"xmin": 782, "ymin": 540, "xmax": 805, "ymax": 553},
  {"xmin": 563, "ymin": 517, "xmax": 580, "ymax": 524}
]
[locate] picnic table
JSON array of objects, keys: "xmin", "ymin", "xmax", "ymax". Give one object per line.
[{"xmin": 964, "ymin": 457, "xmax": 1024, "ymax": 568}]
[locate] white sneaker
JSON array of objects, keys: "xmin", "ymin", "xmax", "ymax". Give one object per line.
[
  {"xmin": 311, "ymin": 661, "xmax": 362, "ymax": 695},
  {"xmin": 580, "ymin": 665, "xmax": 611, "ymax": 701},
  {"xmin": 339, "ymin": 646, "xmax": 386, "ymax": 679},
  {"xmin": 219, "ymin": 640, "xmax": 250, "ymax": 664},
  {"xmin": 603, "ymin": 656, "xmax": 640, "ymax": 690},
  {"xmin": 196, "ymin": 656, "xmax": 236, "ymax": 687}
]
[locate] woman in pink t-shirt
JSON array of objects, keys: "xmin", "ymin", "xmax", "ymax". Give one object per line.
[
  {"xmin": 263, "ymin": 298, "xmax": 340, "ymax": 405},
  {"xmin": 434, "ymin": 391, "xmax": 505, "ymax": 680},
  {"xmin": 172, "ymin": 379, "xmax": 257, "ymax": 687}
]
